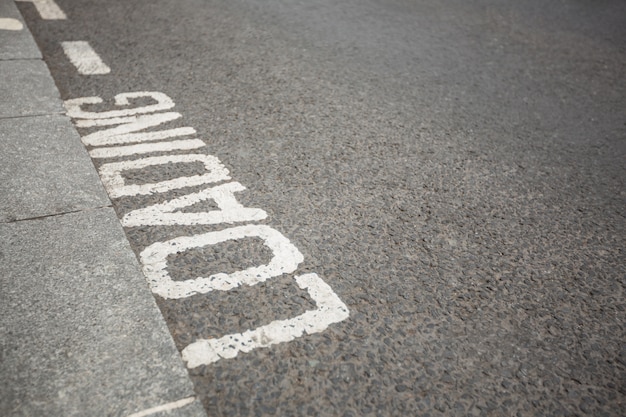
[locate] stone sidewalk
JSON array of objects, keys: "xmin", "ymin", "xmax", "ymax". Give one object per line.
[{"xmin": 0, "ymin": 1, "xmax": 206, "ymax": 416}]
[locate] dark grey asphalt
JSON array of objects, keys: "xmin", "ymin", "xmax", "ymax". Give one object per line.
[{"xmin": 20, "ymin": 0, "xmax": 626, "ymax": 415}]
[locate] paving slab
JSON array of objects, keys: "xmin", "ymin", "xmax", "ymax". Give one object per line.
[
  {"xmin": 0, "ymin": 60, "xmax": 63, "ymax": 117},
  {"xmin": 0, "ymin": 0, "xmax": 41, "ymax": 59},
  {"xmin": 0, "ymin": 208, "xmax": 203, "ymax": 417},
  {"xmin": 0, "ymin": 114, "xmax": 110, "ymax": 222}
]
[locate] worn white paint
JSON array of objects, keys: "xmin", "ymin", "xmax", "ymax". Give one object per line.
[
  {"xmin": 61, "ymin": 41, "xmax": 111, "ymax": 75},
  {"xmin": 65, "ymin": 92, "xmax": 175, "ymax": 120},
  {"xmin": 126, "ymin": 396, "xmax": 196, "ymax": 417},
  {"xmin": 66, "ymin": 90, "xmax": 350, "ymax": 366},
  {"xmin": 99, "ymin": 154, "xmax": 230, "ymax": 198},
  {"xmin": 122, "ymin": 182, "xmax": 267, "ymax": 226},
  {"xmin": 16, "ymin": 0, "xmax": 66, "ymax": 20},
  {"xmin": 181, "ymin": 273, "xmax": 349, "ymax": 367},
  {"xmin": 0, "ymin": 18, "xmax": 24, "ymax": 30},
  {"xmin": 88, "ymin": 126, "xmax": 195, "ymax": 147},
  {"xmin": 140, "ymin": 225, "xmax": 304, "ymax": 299},
  {"xmin": 79, "ymin": 112, "xmax": 180, "ymax": 135},
  {"xmin": 89, "ymin": 139, "xmax": 206, "ymax": 159},
  {"xmin": 78, "ymin": 112, "xmax": 195, "ymax": 146}
]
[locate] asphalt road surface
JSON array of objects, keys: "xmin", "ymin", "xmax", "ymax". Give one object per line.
[{"xmin": 19, "ymin": 0, "xmax": 625, "ymax": 415}]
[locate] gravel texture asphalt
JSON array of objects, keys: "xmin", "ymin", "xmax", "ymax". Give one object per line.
[{"xmin": 19, "ymin": 0, "xmax": 626, "ymax": 415}]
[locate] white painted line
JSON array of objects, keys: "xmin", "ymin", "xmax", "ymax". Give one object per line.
[
  {"xmin": 16, "ymin": 0, "xmax": 66, "ymax": 20},
  {"xmin": 0, "ymin": 18, "xmax": 24, "ymax": 30},
  {"xmin": 98, "ymin": 154, "xmax": 230, "ymax": 198},
  {"xmin": 181, "ymin": 273, "xmax": 349, "ymax": 367},
  {"xmin": 61, "ymin": 41, "xmax": 111, "ymax": 75},
  {"xmin": 126, "ymin": 396, "xmax": 196, "ymax": 417},
  {"xmin": 77, "ymin": 112, "xmax": 181, "ymax": 128},
  {"xmin": 122, "ymin": 181, "xmax": 267, "ymax": 226},
  {"xmin": 79, "ymin": 113, "xmax": 182, "ymax": 137},
  {"xmin": 86, "ymin": 126, "xmax": 196, "ymax": 147},
  {"xmin": 65, "ymin": 92, "xmax": 175, "ymax": 120},
  {"xmin": 89, "ymin": 139, "xmax": 205, "ymax": 159},
  {"xmin": 140, "ymin": 225, "xmax": 303, "ymax": 299},
  {"xmin": 78, "ymin": 113, "xmax": 195, "ymax": 147}
]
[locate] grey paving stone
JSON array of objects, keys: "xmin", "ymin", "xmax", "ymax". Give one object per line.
[
  {"xmin": 0, "ymin": 208, "xmax": 205, "ymax": 417},
  {"xmin": 0, "ymin": 60, "xmax": 63, "ymax": 117},
  {"xmin": 0, "ymin": 0, "xmax": 41, "ymax": 60},
  {"xmin": 0, "ymin": 114, "xmax": 110, "ymax": 222}
]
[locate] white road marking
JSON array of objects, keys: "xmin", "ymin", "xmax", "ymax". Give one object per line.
[
  {"xmin": 16, "ymin": 0, "xmax": 66, "ymax": 20},
  {"xmin": 88, "ymin": 126, "xmax": 196, "ymax": 146},
  {"xmin": 98, "ymin": 154, "xmax": 230, "ymax": 198},
  {"xmin": 89, "ymin": 139, "xmax": 206, "ymax": 159},
  {"xmin": 0, "ymin": 18, "xmax": 24, "ymax": 30},
  {"xmin": 66, "ymin": 91, "xmax": 350, "ymax": 366},
  {"xmin": 140, "ymin": 225, "xmax": 303, "ymax": 299},
  {"xmin": 181, "ymin": 273, "xmax": 349, "ymax": 367},
  {"xmin": 61, "ymin": 41, "xmax": 111, "ymax": 75},
  {"xmin": 65, "ymin": 92, "xmax": 175, "ymax": 119},
  {"xmin": 122, "ymin": 181, "xmax": 267, "ymax": 226},
  {"xmin": 78, "ymin": 113, "xmax": 195, "ymax": 146},
  {"xmin": 126, "ymin": 396, "xmax": 196, "ymax": 417}
]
